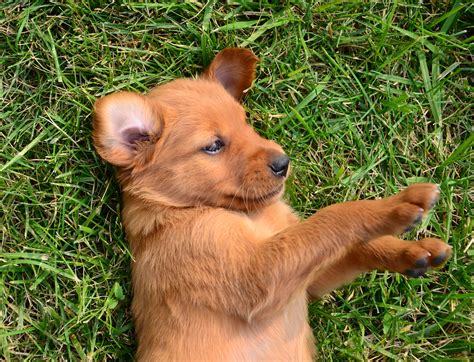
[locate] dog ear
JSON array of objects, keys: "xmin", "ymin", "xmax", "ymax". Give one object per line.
[
  {"xmin": 203, "ymin": 48, "xmax": 258, "ymax": 101},
  {"xmin": 92, "ymin": 92, "xmax": 164, "ymax": 167}
]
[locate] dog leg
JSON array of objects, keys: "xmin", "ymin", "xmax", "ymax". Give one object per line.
[
  {"xmin": 307, "ymin": 235, "xmax": 452, "ymax": 298},
  {"xmin": 248, "ymin": 184, "xmax": 442, "ymax": 314}
]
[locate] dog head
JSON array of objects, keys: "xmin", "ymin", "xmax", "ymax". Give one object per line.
[{"xmin": 93, "ymin": 48, "xmax": 289, "ymax": 211}]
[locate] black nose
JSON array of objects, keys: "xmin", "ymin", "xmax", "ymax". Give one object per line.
[{"xmin": 269, "ymin": 154, "xmax": 290, "ymax": 177}]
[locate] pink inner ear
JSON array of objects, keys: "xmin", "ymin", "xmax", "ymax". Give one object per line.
[
  {"xmin": 93, "ymin": 91, "xmax": 165, "ymax": 167},
  {"xmin": 121, "ymin": 127, "xmax": 150, "ymax": 148}
]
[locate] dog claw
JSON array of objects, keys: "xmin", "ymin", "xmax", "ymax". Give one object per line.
[
  {"xmin": 405, "ymin": 268, "xmax": 427, "ymax": 278},
  {"xmin": 430, "ymin": 196, "xmax": 440, "ymax": 209},
  {"xmin": 429, "ymin": 186, "xmax": 441, "ymax": 209}
]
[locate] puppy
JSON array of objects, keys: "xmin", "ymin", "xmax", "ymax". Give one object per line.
[{"xmin": 92, "ymin": 48, "xmax": 451, "ymax": 361}]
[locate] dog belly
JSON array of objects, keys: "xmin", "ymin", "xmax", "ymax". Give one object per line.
[
  {"xmin": 221, "ymin": 295, "xmax": 313, "ymax": 361},
  {"xmin": 136, "ymin": 293, "xmax": 313, "ymax": 361}
]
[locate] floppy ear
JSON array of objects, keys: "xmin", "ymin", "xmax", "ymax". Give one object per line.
[
  {"xmin": 92, "ymin": 92, "xmax": 164, "ymax": 167},
  {"xmin": 203, "ymin": 48, "xmax": 258, "ymax": 101}
]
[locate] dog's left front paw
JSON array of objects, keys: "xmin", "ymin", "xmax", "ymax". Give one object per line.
[{"xmin": 402, "ymin": 238, "xmax": 452, "ymax": 278}]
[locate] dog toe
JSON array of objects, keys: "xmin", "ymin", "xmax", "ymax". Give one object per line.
[
  {"xmin": 399, "ymin": 183, "xmax": 440, "ymax": 212},
  {"xmin": 417, "ymin": 238, "xmax": 452, "ymax": 268}
]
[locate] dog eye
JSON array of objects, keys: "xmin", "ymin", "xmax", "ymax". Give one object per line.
[{"xmin": 202, "ymin": 139, "xmax": 225, "ymax": 155}]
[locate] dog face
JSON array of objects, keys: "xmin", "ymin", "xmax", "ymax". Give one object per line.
[{"xmin": 93, "ymin": 49, "xmax": 289, "ymax": 211}]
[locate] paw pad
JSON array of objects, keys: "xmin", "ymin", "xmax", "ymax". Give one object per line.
[
  {"xmin": 403, "ymin": 209, "xmax": 424, "ymax": 233},
  {"xmin": 432, "ymin": 252, "xmax": 449, "ymax": 267},
  {"xmin": 414, "ymin": 257, "xmax": 429, "ymax": 268}
]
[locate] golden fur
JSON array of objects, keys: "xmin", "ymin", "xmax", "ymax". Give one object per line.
[{"xmin": 92, "ymin": 48, "xmax": 451, "ymax": 361}]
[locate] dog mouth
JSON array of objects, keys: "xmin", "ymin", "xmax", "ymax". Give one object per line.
[{"xmin": 232, "ymin": 184, "xmax": 284, "ymax": 203}]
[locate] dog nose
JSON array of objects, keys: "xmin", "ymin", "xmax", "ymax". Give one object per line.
[{"xmin": 269, "ymin": 154, "xmax": 290, "ymax": 177}]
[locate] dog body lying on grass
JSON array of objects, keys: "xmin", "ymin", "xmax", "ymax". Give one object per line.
[{"xmin": 93, "ymin": 48, "xmax": 451, "ymax": 361}]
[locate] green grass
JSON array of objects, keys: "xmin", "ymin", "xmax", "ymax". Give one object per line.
[{"xmin": 1, "ymin": 1, "xmax": 472, "ymax": 360}]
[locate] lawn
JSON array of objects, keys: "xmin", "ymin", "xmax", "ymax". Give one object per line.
[{"xmin": 1, "ymin": 1, "xmax": 472, "ymax": 360}]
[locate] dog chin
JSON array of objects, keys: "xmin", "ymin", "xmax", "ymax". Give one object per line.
[
  {"xmin": 219, "ymin": 184, "xmax": 284, "ymax": 211},
  {"xmin": 246, "ymin": 184, "xmax": 284, "ymax": 202}
]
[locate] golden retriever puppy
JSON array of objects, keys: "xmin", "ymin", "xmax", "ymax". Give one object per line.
[{"xmin": 92, "ymin": 48, "xmax": 451, "ymax": 361}]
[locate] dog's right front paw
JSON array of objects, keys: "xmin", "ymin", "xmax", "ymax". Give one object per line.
[{"xmin": 386, "ymin": 183, "xmax": 440, "ymax": 235}]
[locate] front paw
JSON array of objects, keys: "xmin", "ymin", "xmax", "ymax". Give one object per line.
[
  {"xmin": 402, "ymin": 238, "xmax": 452, "ymax": 277},
  {"xmin": 386, "ymin": 183, "xmax": 440, "ymax": 235}
]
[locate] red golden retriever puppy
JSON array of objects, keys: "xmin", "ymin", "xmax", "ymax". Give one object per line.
[{"xmin": 93, "ymin": 48, "xmax": 451, "ymax": 360}]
